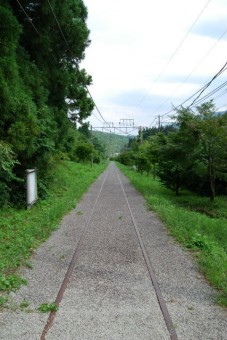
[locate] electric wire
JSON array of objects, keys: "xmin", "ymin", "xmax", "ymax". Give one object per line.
[
  {"xmin": 17, "ymin": 0, "xmax": 108, "ymax": 126},
  {"xmin": 190, "ymin": 80, "xmax": 227, "ymax": 107},
  {"xmin": 157, "ymin": 82, "xmax": 227, "ymax": 129},
  {"xmin": 212, "ymin": 89, "xmax": 227, "ymax": 102},
  {"xmin": 135, "ymin": 5, "xmax": 227, "ymax": 130},
  {"xmin": 92, "ymin": 127, "xmax": 112, "ymax": 133},
  {"xmin": 158, "ymin": 60, "xmax": 227, "ymax": 118},
  {"xmin": 147, "ymin": 26, "xmax": 227, "ymax": 123},
  {"xmin": 136, "ymin": 0, "xmax": 212, "ymax": 107},
  {"xmin": 149, "ymin": 116, "xmax": 158, "ymax": 128},
  {"xmin": 91, "ymin": 112, "xmax": 104, "ymax": 124},
  {"xmin": 46, "ymin": 0, "xmax": 107, "ymax": 124},
  {"xmin": 46, "ymin": 0, "xmax": 71, "ymax": 53},
  {"xmin": 189, "ymin": 61, "xmax": 227, "ymax": 106},
  {"xmin": 14, "ymin": 0, "xmax": 226, "ymax": 135},
  {"xmin": 153, "ymin": 73, "xmax": 227, "ymax": 129},
  {"xmin": 17, "ymin": 0, "xmax": 108, "ymax": 131},
  {"xmin": 16, "ymin": 0, "xmax": 40, "ymax": 35}
]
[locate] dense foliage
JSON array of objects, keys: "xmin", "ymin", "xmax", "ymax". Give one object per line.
[
  {"xmin": 0, "ymin": 1, "xmax": 101, "ymax": 207},
  {"xmin": 0, "ymin": 161, "xmax": 107, "ymax": 303},
  {"xmin": 92, "ymin": 130, "xmax": 129, "ymax": 158},
  {"xmin": 117, "ymin": 101, "xmax": 227, "ymax": 201}
]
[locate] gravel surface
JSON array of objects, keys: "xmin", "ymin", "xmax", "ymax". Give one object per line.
[{"xmin": 0, "ymin": 162, "xmax": 226, "ymax": 339}]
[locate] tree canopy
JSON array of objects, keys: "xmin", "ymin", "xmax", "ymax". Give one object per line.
[
  {"xmin": 117, "ymin": 101, "xmax": 227, "ymax": 201},
  {"xmin": 0, "ymin": 1, "xmax": 99, "ymax": 207}
]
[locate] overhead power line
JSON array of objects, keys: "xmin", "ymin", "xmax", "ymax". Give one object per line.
[
  {"xmin": 189, "ymin": 61, "xmax": 227, "ymax": 106},
  {"xmin": 91, "ymin": 112, "xmax": 104, "ymax": 124},
  {"xmin": 46, "ymin": 0, "xmax": 71, "ymax": 53},
  {"xmin": 157, "ymin": 60, "xmax": 227, "ymax": 118},
  {"xmin": 16, "ymin": 0, "xmax": 40, "ymax": 35},
  {"xmin": 190, "ymin": 80, "xmax": 227, "ymax": 107},
  {"xmin": 148, "ymin": 26, "xmax": 227, "ymax": 122},
  {"xmin": 17, "ymin": 0, "xmax": 107, "ymax": 125},
  {"xmin": 137, "ymin": 0, "xmax": 212, "ymax": 107},
  {"xmin": 46, "ymin": 0, "xmax": 107, "ymax": 124},
  {"xmin": 212, "ymin": 89, "xmax": 227, "ymax": 102}
]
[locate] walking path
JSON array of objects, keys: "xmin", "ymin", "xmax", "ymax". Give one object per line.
[{"xmin": 0, "ymin": 163, "xmax": 226, "ymax": 339}]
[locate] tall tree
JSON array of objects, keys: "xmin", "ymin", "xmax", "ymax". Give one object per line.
[
  {"xmin": 0, "ymin": 1, "xmax": 94, "ymax": 205},
  {"xmin": 161, "ymin": 102, "xmax": 227, "ymax": 200},
  {"xmin": 195, "ymin": 102, "xmax": 227, "ymax": 200}
]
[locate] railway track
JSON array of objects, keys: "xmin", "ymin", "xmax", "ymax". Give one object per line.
[{"xmin": 41, "ymin": 163, "xmax": 177, "ymax": 339}]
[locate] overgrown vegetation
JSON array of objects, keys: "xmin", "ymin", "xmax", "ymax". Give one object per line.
[
  {"xmin": 118, "ymin": 163, "xmax": 227, "ymax": 307},
  {"xmin": 0, "ymin": 1, "xmax": 105, "ymax": 207},
  {"xmin": 0, "ymin": 161, "xmax": 107, "ymax": 298},
  {"xmin": 117, "ymin": 101, "xmax": 227, "ymax": 201},
  {"xmin": 0, "ymin": 1, "xmax": 109, "ymax": 307},
  {"xmin": 116, "ymin": 100, "xmax": 227, "ymax": 306},
  {"xmin": 38, "ymin": 302, "xmax": 58, "ymax": 313},
  {"xmin": 0, "ymin": 274, "xmax": 27, "ymax": 292}
]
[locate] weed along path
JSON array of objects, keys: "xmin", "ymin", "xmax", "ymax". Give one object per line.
[{"xmin": 0, "ymin": 163, "xmax": 226, "ymax": 339}]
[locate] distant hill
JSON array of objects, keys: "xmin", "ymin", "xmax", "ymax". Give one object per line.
[
  {"xmin": 92, "ymin": 131, "xmax": 129, "ymax": 157},
  {"xmin": 215, "ymin": 110, "xmax": 227, "ymax": 116}
]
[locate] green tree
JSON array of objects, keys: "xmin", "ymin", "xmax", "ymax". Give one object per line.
[
  {"xmin": 157, "ymin": 131, "xmax": 198, "ymax": 195},
  {"xmin": 141, "ymin": 125, "xmax": 176, "ymax": 140},
  {"xmin": 195, "ymin": 102, "xmax": 227, "ymax": 200},
  {"xmin": 146, "ymin": 133, "xmax": 164, "ymax": 180},
  {"xmin": 11, "ymin": 0, "xmax": 93, "ymax": 119},
  {"xmin": 159, "ymin": 102, "xmax": 227, "ymax": 200},
  {"xmin": 0, "ymin": 141, "xmax": 19, "ymax": 207},
  {"xmin": 75, "ymin": 142, "xmax": 94, "ymax": 163},
  {"xmin": 0, "ymin": 1, "xmax": 94, "ymax": 205},
  {"xmin": 134, "ymin": 141, "xmax": 151, "ymax": 175}
]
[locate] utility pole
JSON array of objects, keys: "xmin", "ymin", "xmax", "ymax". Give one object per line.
[
  {"xmin": 98, "ymin": 122, "xmax": 114, "ymax": 133},
  {"xmin": 158, "ymin": 115, "xmax": 161, "ymax": 131},
  {"xmin": 92, "ymin": 120, "xmax": 147, "ymax": 136},
  {"xmin": 119, "ymin": 119, "xmax": 134, "ymax": 134},
  {"xmin": 140, "ymin": 126, "xmax": 143, "ymax": 144},
  {"xmin": 90, "ymin": 125, "xmax": 93, "ymax": 167}
]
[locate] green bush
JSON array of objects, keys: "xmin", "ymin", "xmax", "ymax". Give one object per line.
[{"xmin": 0, "ymin": 141, "xmax": 19, "ymax": 207}]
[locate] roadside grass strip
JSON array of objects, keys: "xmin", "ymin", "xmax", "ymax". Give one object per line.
[
  {"xmin": 0, "ymin": 161, "xmax": 107, "ymax": 297},
  {"xmin": 118, "ymin": 163, "xmax": 227, "ymax": 307}
]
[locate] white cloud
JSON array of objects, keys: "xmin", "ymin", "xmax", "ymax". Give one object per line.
[{"xmin": 82, "ymin": 0, "xmax": 227, "ymax": 129}]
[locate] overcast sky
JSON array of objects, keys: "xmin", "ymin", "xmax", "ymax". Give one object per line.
[{"xmin": 81, "ymin": 0, "xmax": 227, "ymax": 134}]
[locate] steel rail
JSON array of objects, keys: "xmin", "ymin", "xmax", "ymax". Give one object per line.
[
  {"xmin": 116, "ymin": 167, "xmax": 178, "ymax": 340},
  {"xmin": 40, "ymin": 170, "xmax": 109, "ymax": 340}
]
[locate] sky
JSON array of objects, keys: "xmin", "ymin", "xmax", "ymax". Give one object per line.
[{"xmin": 81, "ymin": 0, "xmax": 227, "ymax": 135}]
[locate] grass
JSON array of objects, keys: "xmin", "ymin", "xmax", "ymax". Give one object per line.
[
  {"xmin": 117, "ymin": 163, "xmax": 227, "ymax": 307},
  {"xmin": 38, "ymin": 302, "xmax": 58, "ymax": 313},
  {"xmin": 20, "ymin": 299, "xmax": 30, "ymax": 309},
  {"xmin": 0, "ymin": 274, "xmax": 27, "ymax": 291},
  {"xmin": 0, "ymin": 161, "xmax": 107, "ymax": 292}
]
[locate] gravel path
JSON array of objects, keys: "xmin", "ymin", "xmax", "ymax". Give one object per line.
[{"xmin": 0, "ymin": 163, "xmax": 226, "ymax": 339}]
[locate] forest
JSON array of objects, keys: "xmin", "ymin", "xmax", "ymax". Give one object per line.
[
  {"xmin": 92, "ymin": 130, "xmax": 129, "ymax": 158},
  {"xmin": 1, "ymin": 1, "xmax": 227, "ymax": 208},
  {"xmin": 117, "ymin": 101, "xmax": 227, "ymax": 201},
  {"xmin": 0, "ymin": 0, "xmax": 104, "ymax": 207}
]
